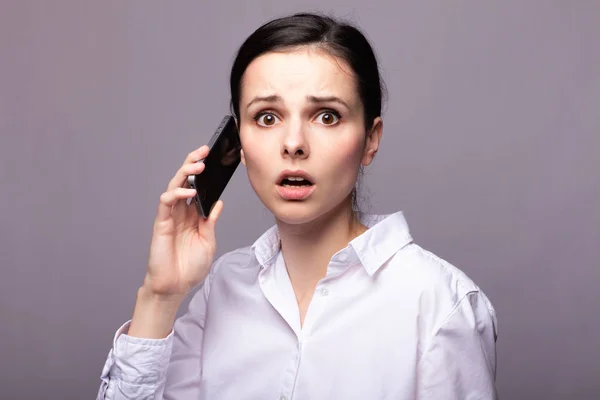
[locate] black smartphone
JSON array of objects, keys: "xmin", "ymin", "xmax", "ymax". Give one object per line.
[{"xmin": 187, "ymin": 115, "xmax": 242, "ymax": 218}]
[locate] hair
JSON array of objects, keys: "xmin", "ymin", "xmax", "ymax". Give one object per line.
[{"xmin": 229, "ymin": 12, "xmax": 386, "ymax": 212}]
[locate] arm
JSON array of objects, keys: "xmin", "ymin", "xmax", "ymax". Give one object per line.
[
  {"xmin": 417, "ymin": 291, "xmax": 499, "ymax": 399},
  {"xmin": 96, "ymin": 145, "xmax": 224, "ymax": 399},
  {"xmin": 97, "ymin": 273, "xmax": 211, "ymax": 400}
]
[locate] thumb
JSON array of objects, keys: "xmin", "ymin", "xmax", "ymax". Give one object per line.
[{"xmin": 202, "ymin": 200, "xmax": 224, "ymax": 230}]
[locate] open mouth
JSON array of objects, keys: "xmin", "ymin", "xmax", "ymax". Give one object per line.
[
  {"xmin": 276, "ymin": 172, "xmax": 316, "ymax": 200},
  {"xmin": 279, "ymin": 176, "xmax": 314, "ymax": 188}
]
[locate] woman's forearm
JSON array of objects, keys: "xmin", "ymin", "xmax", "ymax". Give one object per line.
[{"xmin": 127, "ymin": 285, "xmax": 184, "ymax": 339}]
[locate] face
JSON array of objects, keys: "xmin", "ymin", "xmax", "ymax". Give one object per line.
[{"xmin": 238, "ymin": 46, "xmax": 382, "ymax": 225}]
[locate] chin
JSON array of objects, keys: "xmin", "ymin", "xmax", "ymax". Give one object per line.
[
  {"xmin": 269, "ymin": 196, "xmax": 352, "ymax": 227},
  {"xmin": 253, "ymin": 184, "xmax": 353, "ymax": 226},
  {"xmin": 269, "ymin": 201, "xmax": 323, "ymax": 225}
]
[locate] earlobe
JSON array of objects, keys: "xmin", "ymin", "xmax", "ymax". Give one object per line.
[{"xmin": 361, "ymin": 117, "xmax": 383, "ymax": 166}]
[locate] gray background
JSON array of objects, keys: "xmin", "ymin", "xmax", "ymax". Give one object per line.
[{"xmin": 1, "ymin": 1, "xmax": 598, "ymax": 399}]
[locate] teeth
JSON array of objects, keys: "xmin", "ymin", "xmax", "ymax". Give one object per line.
[{"xmin": 287, "ymin": 176, "xmax": 305, "ymax": 181}]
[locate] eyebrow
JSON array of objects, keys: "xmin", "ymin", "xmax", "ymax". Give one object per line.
[
  {"xmin": 245, "ymin": 94, "xmax": 350, "ymax": 110},
  {"xmin": 246, "ymin": 95, "xmax": 281, "ymax": 109},
  {"xmin": 306, "ymin": 95, "xmax": 350, "ymax": 109}
]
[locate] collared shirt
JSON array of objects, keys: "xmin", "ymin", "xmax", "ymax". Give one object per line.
[{"xmin": 97, "ymin": 212, "xmax": 498, "ymax": 399}]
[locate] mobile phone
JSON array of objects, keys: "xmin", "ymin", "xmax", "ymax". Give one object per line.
[{"xmin": 187, "ymin": 115, "xmax": 242, "ymax": 218}]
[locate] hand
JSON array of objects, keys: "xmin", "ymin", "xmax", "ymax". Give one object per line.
[{"xmin": 144, "ymin": 145, "xmax": 224, "ymax": 299}]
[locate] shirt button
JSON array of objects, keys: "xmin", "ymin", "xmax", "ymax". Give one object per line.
[
  {"xmin": 338, "ymin": 253, "xmax": 348, "ymax": 262},
  {"xmin": 320, "ymin": 288, "xmax": 329, "ymax": 296},
  {"xmin": 280, "ymin": 396, "xmax": 288, "ymax": 400}
]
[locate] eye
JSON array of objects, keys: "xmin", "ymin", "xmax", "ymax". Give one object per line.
[
  {"xmin": 314, "ymin": 111, "xmax": 340, "ymax": 126},
  {"xmin": 255, "ymin": 112, "xmax": 281, "ymax": 127}
]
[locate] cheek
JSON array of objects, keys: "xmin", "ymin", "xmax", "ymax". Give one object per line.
[
  {"xmin": 325, "ymin": 135, "xmax": 365, "ymax": 175},
  {"xmin": 240, "ymin": 135, "xmax": 272, "ymax": 181}
]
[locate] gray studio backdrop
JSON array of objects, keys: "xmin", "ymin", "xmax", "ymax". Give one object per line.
[{"xmin": 1, "ymin": 1, "xmax": 598, "ymax": 399}]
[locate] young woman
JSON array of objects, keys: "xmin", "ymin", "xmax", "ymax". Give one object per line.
[{"xmin": 98, "ymin": 12, "xmax": 498, "ymax": 400}]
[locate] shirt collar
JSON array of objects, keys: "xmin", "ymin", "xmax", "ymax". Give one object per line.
[
  {"xmin": 350, "ymin": 211, "xmax": 413, "ymax": 275},
  {"xmin": 251, "ymin": 211, "xmax": 413, "ymax": 275},
  {"xmin": 251, "ymin": 223, "xmax": 281, "ymax": 267}
]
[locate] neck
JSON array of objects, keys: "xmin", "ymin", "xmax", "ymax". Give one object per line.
[{"xmin": 276, "ymin": 199, "xmax": 367, "ymax": 295}]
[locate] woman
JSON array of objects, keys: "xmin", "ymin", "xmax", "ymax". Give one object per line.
[{"xmin": 98, "ymin": 12, "xmax": 498, "ymax": 400}]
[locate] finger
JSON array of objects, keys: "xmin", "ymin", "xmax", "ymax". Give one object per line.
[
  {"xmin": 184, "ymin": 145, "xmax": 209, "ymax": 164},
  {"xmin": 156, "ymin": 187, "xmax": 198, "ymax": 223},
  {"xmin": 204, "ymin": 200, "xmax": 224, "ymax": 228},
  {"xmin": 195, "ymin": 200, "xmax": 223, "ymax": 246},
  {"xmin": 166, "ymin": 146, "xmax": 210, "ymax": 191},
  {"xmin": 167, "ymin": 161, "xmax": 206, "ymax": 191}
]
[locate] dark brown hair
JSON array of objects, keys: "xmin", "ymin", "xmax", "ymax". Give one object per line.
[{"xmin": 229, "ymin": 12, "xmax": 386, "ymax": 130}]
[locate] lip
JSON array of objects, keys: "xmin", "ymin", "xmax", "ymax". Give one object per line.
[
  {"xmin": 276, "ymin": 184, "xmax": 316, "ymax": 200},
  {"xmin": 276, "ymin": 169, "xmax": 316, "ymax": 200},
  {"xmin": 276, "ymin": 169, "xmax": 315, "ymax": 185}
]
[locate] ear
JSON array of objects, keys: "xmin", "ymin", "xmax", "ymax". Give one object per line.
[{"xmin": 361, "ymin": 117, "xmax": 383, "ymax": 166}]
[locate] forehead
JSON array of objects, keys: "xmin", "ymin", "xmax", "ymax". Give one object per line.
[{"xmin": 241, "ymin": 47, "xmax": 359, "ymax": 105}]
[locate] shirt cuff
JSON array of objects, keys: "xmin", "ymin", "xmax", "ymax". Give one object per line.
[{"xmin": 110, "ymin": 320, "xmax": 175, "ymax": 384}]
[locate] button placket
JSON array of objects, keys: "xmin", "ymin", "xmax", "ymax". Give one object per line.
[{"xmin": 279, "ymin": 335, "xmax": 302, "ymax": 400}]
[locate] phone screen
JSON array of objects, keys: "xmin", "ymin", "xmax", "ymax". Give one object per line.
[{"xmin": 191, "ymin": 116, "xmax": 242, "ymax": 217}]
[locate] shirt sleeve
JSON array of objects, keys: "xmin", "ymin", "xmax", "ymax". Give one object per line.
[
  {"xmin": 417, "ymin": 291, "xmax": 499, "ymax": 400},
  {"xmin": 97, "ymin": 270, "xmax": 212, "ymax": 400}
]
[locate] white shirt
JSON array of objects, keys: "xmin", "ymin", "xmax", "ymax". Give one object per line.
[{"xmin": 97, "ymin": 212, "xmax": 498, "ymax": 399}]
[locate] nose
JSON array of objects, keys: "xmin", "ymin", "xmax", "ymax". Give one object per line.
[{"xmin": 281, "ymin": 119, "xmax": 309, "ymax": 159}]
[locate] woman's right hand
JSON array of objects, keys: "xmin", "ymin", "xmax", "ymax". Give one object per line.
[
  {"xmin": 128, "ymin": 145, "xmax": 224, "ymax": 339},
  {"xmin": 144, "ymin": 145, "xmax": 224, "ymax": 299}
]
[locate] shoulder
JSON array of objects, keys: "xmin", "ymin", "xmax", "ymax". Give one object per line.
[
  {"xmin": 204, "ymin": 245, "xmax": 260, "ymax": 290},
  {"xmin": 388, "ymin": 243, "xmax": 497, "ymax": 335},
  {"xmin": 212, "ymin": 246, "xmax": 255, "ymax": 270},
  {"xmin": 396, "ymin": 243, "xmax": 481, "ymax": 295},
  {"xmin": 186, "ymin": 246, "xmax": 257, "ymax": 307}
]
